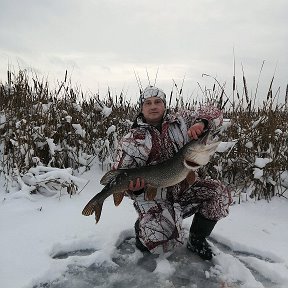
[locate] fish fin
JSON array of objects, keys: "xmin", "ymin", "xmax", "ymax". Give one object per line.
[
  {"xmin": 82, "ymin": 197, "xmax": 104, "ymax": 223},
  {"xmin": 186, "ymin": 171, "xmax": 196, "ymax": 185},
  {"xmin": 100, "ymin": 170, "xmax": 122, "ymax": 185},
  {"xmin": 113, "ymin": 192, "xmax": 125, "ymax": 206},
  {"xmin": 144, "ymin": 186, "xmax": 157, "ymax": 201},
  {"xmin": 82, "ymin": 201, "xmax": 95, "ymax": 216}
]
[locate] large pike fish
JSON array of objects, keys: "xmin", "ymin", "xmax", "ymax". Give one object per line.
[{"xmin": 82, "ymin": 130, "xmax": 220, "ymax": 223}]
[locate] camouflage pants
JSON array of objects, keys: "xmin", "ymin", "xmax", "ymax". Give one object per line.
[{"xmin": 133, "ymin": 179, "xmax": 232, "ymax": 254}]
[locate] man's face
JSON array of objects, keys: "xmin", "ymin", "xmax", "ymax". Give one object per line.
[{"xmin": 142, "ymin": 97, "xmax": 165, "ymax": 125}]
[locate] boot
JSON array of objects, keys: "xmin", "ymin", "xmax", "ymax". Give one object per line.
[
  {"xmin": 187, "ymin": 213, "xmax": 217, "ymax": 260},
  {"xmin": 134, "ymin": 219, "xmax": 158, "ymax": 272},
  {"xmin": 134, "ymin": 219, "xmax": 149, "ymax": 253}
]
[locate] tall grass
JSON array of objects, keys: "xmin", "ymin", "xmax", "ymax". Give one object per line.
[{"xmin": 0, "ymin": 69, "xmax": 287, "ymax": 200}]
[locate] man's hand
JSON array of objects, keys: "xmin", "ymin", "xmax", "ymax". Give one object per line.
[
  {"xmin": 187, "ymin": 122, "xmax": 205, "ymax": 139},
  {"xmin": 128, "ymin": 177, "xmax": 145, "ymax": 192}
]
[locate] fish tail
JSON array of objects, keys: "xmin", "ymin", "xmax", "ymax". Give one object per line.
[{"xmin": 82, "ymin": 197, "xmax": 104, "ymax": 223}]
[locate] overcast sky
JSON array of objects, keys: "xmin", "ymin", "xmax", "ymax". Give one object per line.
[{"xmin": 0, "ymin": 0, "xmax": 287, "ymax": 104}]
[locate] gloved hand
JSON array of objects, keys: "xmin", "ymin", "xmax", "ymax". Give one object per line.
[{"xmin": 128, "ymin": 177, "xmax": 145, "ymax": 196}]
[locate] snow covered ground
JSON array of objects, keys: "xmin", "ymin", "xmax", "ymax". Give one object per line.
[{"xmin": 1, "ymin": 164, "xmax": 288, "ymax": 288}]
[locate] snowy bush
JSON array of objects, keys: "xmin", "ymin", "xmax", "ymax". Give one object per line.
[
  {"xmin": 0, "ymin": 70, "xmax": 137, "ymax": 196},
  {"xmin": 202, "ymin": 90, "xmax": 288, "ymax": 201},
  {"xmin": 0, "ymin": 69, "xmax": 287, "ymax": 200}
]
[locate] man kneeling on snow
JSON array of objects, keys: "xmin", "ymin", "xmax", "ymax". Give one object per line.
[{"xmin": 113, "ymin": 86, "xmax": 232, "ymax": 262}]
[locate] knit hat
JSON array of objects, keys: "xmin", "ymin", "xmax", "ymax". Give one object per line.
[{"xmin": 139, "ymin": 86, "xmax": 166, "ymax": 107}]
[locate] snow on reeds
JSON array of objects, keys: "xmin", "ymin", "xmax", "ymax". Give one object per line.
[{"xmin": 0, "ymin": 70, "xmax": 287, "ymax": 201}]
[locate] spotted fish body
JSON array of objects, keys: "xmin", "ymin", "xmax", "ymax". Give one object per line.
[{"xmin": 82, "ymin": 130, "xmax": 220, "ymax": 223}]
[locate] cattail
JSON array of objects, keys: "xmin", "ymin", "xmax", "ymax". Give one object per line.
[
  {"xmin": 168, "ymin": 89, "xmax": 173, "ymax": 109},
  {"xmin": 267, "ymin": 76, "xmax": 274, "ymax": 100},
  {"xmin": 64, "ymin": 70, "xmax": 67, "ymax": 83},
  {"xmin": 285, "ymin": 84, "xmax": 288, "ymax": 107},
  {"xmin": 243, "ymin": 75, "xmax": 249, "ymax": 104}
]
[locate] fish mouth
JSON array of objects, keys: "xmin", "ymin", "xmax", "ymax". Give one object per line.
[{"xmin": 184, "ymin": 159, "xmax": 201, "ymax": 170}]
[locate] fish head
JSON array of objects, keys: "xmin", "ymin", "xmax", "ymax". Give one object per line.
[{"xmin": 183, "ymin": 130, "xmax": 220, "ymax": 170}]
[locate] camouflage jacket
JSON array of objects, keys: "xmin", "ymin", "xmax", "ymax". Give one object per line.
[{"xmin": 113, "ymin": 105, "xmax": 223, "ymax": 202}]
